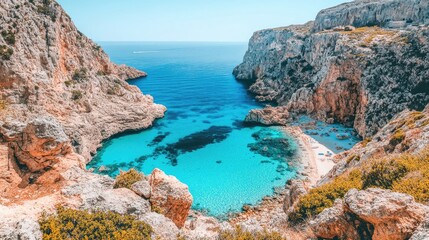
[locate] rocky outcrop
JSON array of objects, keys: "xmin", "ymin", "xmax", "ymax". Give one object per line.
[
  {"xmin": 313, "ymin": 0, "xmax": 429, "ymax": 32},
  {"xmin": 283, "ymin": 180, "xmax": 308, "ymax": 214},
  {"xmin": 234, "ymin": 0, "xmax": 429, "ymax": 138},
  {"xmin": 244, "ymin": 106, "xmax": 290, "ymax": 125},
  {"xmin": 321, "ymin": 105, "xmax": 429, "ymax": 183},
  {"xmin": 311, "ymin": 188, "xmax": 429, "ymax": 240},
  {"xmin": 0, "ymin": 0, "xmax": 166, "ymax": 187},
  {"xmin": 149, "ymin": 168, "xmax": 193, "ymax": 228}
]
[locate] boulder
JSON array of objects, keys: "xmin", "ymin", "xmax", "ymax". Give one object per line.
[
  {"xmin": 140, "ymin": 212, "xmax": 179, "ymax": 240},
  {"xmin": 310, "ymin": 199, "xmax": 360, "ymax": 240},
  {"xmin": 345, "ymin": 188, "xmax": 429, "ymax": 240},
  {"xmin": 149, "ymin": 168, "xmax": 193, "ymax": 228},
  {"xmin": 283, "ymin": 180, "xmax": 308, "ymax": 213},
  {"xmin": 12, "ymin": 117, "xmax": 71, "ymax": 172},
  {"xmin": 244, "ymin": 106, "xmax": 290, "ymax": 126},
  {"xmin": 311, "ymin": 188, "xmax": 429, "ymax": 240},
  {"xmin": 131, "ymin": 180, "xmax": 151, "ymax": 199}
]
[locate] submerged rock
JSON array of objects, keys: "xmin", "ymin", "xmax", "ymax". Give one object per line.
[{"xmin": 149, "ymin": 168, "xmax": 193, "ymax": 228}]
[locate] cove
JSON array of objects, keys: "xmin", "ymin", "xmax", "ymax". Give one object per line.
[{"xmin": 88, "ymin": 42, "xmax": 358, "ymax": 217}]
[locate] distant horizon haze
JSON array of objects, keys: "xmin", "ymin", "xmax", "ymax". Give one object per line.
[{"xmin": 57, "ymin": 0, "xmax": 350, "ymax": 42}]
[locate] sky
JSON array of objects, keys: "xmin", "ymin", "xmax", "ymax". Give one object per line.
[{"xmin": 57, "ymin": 0, "xmax": 350, "ymax": 42}]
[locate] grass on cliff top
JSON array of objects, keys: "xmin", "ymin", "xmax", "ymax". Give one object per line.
[
  {"xmin": 288, "ymin": 148, "xmax": 429, "ymax": 224},
  {"xmin": 113, "ymin": 168, "xmax": 144, "ymax": 189},
  {"xmin": 218, "ymin": 226, "xmax": 285, "ymax": 240},
  {"xmin": 39, "ymin": 206, "xmax": 152, "ymax": 240},
  {"xmin": 338, "ymin": 26, "xmax": 397, "ymax": 46}
]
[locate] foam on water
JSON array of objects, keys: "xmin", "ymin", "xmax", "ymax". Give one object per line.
[{"xmin": 89, "ymin": 42, "xmax": 360, "ymax": 217}]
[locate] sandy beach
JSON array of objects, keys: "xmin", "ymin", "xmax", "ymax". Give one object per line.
[{"xmin": 283, "ymin": 126, "xmax": 336, "ymax": 186}]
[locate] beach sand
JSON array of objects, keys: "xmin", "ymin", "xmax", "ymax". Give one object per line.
[{"xmin": 283, "ymin": 126, "xmax": 336, "ymax": 186}]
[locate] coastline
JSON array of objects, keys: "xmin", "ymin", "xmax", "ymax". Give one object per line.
[
  {"xmin": 225, "ymin": 126, "xmax": 337, "ymax": 236},
  {"xmin": 284, "ymin": 126, "xmax": 336, "ymax": 186}
]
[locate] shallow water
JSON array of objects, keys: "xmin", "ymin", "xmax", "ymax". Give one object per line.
[{"xmin": 89, "ymin": 42, "xmax": 360, "ymax": 217}]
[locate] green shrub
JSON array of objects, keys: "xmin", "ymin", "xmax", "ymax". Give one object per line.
[
  {"xmin": 288, "ymin": 170, "xmax": 362, "ymax": 224},
  {"xmin": 72, "ymin": 68, "xmax": 88, "ymax": 81},
  {"xmin": 362, "ymin": 160, "xmax": 408, "ymax": 189},
  {"xmin": 39, "ymin": 206, "xmax": 152, "ymax": 240},
  {"xmin": 289, "ymin": 149, "xmax": 429, "ymax": 224},
  {"xmin": 71, "ymin": 90, "xmax": 82, "ymax": 101},
  {"xmin": 37, "ymin": 0, "xmax": 56, "ymax": 21},
  {"xmin": 0, "ymin": 45, "xmax": 13, "ymax": 60},
  {"xmin": 113, "ymin": 169, "xmax": 144, "ymax": 189},
  {"xmin": 218, "ymin": 226, "xmax": 284, "ymax": 240},
  {"xmin": 0, "ymin": 100, "xmax": 6, "ymax": 110},
  {"xmin": 1, "ymin": 30, "xmax": 15, "ymax": 45},
  {"xmin": 390, "ymin": 129, "xmax": 405, "ymax": 146}
]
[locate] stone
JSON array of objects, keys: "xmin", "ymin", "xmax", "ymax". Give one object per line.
[
  {"xmin": 310, "ymin": 199, "xmax": 359, "ymax": 240},
  {"xmin": 244, "ymin": 106, "xmax": 290, "ymax": 125},
  {"xmin": 183, "ymin": 214, "xmax": 221, "ymax": 240},
  {"xmin": 140, "ymin": 212, "xmax": 179, "ymax": 240},
  {"xmin": 0, "ymin": 218, "xmax": 42, "ymax": 240},
  {"xmin": 311, "ymin": 188, "xmax": 429, "ymax": 240},
  {"xmin": 345, "ymin": 188, "xmax": 429, "ymax": 240},
  {"xmin": 131, "ymin": 180, "xmax": 151, "ymax": 199},
  {"xmin": 411, "ymin": 217, "xmax": 429, "ymax": 240},
  {"xmin": 149, "ymin": 168, "xmax": 193, "ymax": 228},
  {"xmin": 283, "ymin": 180, "xmax": 308, "ymax": 213}
]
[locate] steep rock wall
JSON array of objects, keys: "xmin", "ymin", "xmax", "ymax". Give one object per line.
[{"xmin": 234, "ymin": 8, "xmax": 429, "ymax": 137}]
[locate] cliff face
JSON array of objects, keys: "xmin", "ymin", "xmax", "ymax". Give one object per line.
[
  {"xmin": 313, "ymin": 0, "xmax": 429, "ymax": 32},
  {"xmin": 234, "ymin": 0, "xmax": 429, "ymax": 138},
  {"xmin": 0, "ymin": 0, "xmax": 165, "ymax": 194}
]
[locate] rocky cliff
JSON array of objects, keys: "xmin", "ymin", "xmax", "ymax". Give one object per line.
[
  {"xmin": 234, "ymin": 0, "xmax": 429, "ymax": 138},
  {"xmin": 0, "ymin": 0, "xmax": 166, "ymax": 195}
]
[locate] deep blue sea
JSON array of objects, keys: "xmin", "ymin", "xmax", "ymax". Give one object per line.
[{"xmin": 88, "ymin": 42, "xmax": 359, "ymax": 217}]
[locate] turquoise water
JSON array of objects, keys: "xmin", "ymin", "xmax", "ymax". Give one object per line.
[{"xmin": 89, "ymin": 42, "xmax": 298, "ymax": 217}]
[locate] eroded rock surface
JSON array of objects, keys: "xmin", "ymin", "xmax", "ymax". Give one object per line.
[
  {"xmin": 149, "ymin": 168, "xmax": 193, "ymax": 228},
  {"xmin": 234, "ymin": 1, "xmax": 429, "ymax": 138},
  {"xmin": 311, "ymin": 188, "xmax": 429, "ymax": 240}
]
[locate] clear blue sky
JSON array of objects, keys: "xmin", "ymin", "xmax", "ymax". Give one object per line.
[{"xmin": 57, "ymin": 0, "xmax": 350, "ymax": 42}]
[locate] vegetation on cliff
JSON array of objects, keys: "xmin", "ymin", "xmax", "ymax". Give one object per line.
[
  {"xmin": 113, "ymin": 169, "xmax": 144, "ymax": 189},
  {"xmin": 289, "ymin": 148, "xmax": 429, "ymax": 224},
  {"xmin": 218, "ymin": 226, "xmax": 284, "ymax": 240},
  {"xmin": 39, "ymin": 206, "xmax": 152, "ymax": 240}
]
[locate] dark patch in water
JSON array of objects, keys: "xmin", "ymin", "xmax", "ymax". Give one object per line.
[
  {"xmin": 203, "ymin": 120, "xmax": 211, "ymax": 124},
  {"xmin": 248, "ymin": 130, "xmax": 295, "ymax": 161},
  {"xmin": 198, "ymin": 106, "xmax": 222, "ymax": 114},
  {"xmin": 207, "ymin": 114, "xmax": 224, "ymax": 119},
  {"xmin": 167, "ymin": 111, "xmax": 191, "ymax": 120},
  {"xmin": 148, "ymin": 132, "xmax": 170, "ymax": 147},
  {"xmin": 216, "ymin": 160, "xmax": 222, "ymax": 164},
  {"xmin": 260, "ymin": 160, "xmax": 271, "ymax": 164},
  {"xmin": 155, "ymin": 126, "xmax": 233, "ymax": 166}
]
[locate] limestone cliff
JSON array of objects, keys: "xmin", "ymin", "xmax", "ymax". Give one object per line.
[
  {"xmin": 234, "ymin": 0, "xmax": 429, "ymax": 138},
  {"xmin": 0, "ymin": 0, "xmax": 166, "ymax": 194}
]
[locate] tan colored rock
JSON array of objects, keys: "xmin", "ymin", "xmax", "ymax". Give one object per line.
[
  {"xmin": 131, "ymin": 180, "xmax": 151, "ymax": 199},
  {"xmin": 244, "ymin": 106, "xmax": 290, "ymax": 125},
  {"xmin": 149, "ymin": 168, "xmax": 193, "ymax": 228},
  {"xmin": 283, "ymin": 180, "xmax": 308, "ymax": 213},
  {"xmin": 345, "ymin": 188, "xmax": 429, "ymax": 240},
  {"xmin": 310, "ymin": 199, "xmax": 360, "ymax": 240},
  {"xmin": 140, "ymin": 212, "xmax": 179, "ymax": 240},
  {"xmin": 312, "ymin": 188, "xmax": 429, "ymax": 240}
]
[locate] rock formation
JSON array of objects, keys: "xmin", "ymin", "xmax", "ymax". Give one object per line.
[
  {"xmin": 234, "ymin": 0, "xmax": 429, "ymax": 138},
  {"xmin": 149, "ymin": 168, "xmax": 193, "ymax": 228},
  {"xmin": 311, "ymin": 188, "xmax": 429, "ymax": 240}
]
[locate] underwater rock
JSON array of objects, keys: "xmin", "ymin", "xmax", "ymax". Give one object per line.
[
  {"xmin": 248, "ymin": 138, "xmax": 295, "ymax": 160},
  {"xmin": 155, "ymin": 126, "xmax": 232, "ymax": 165}
]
